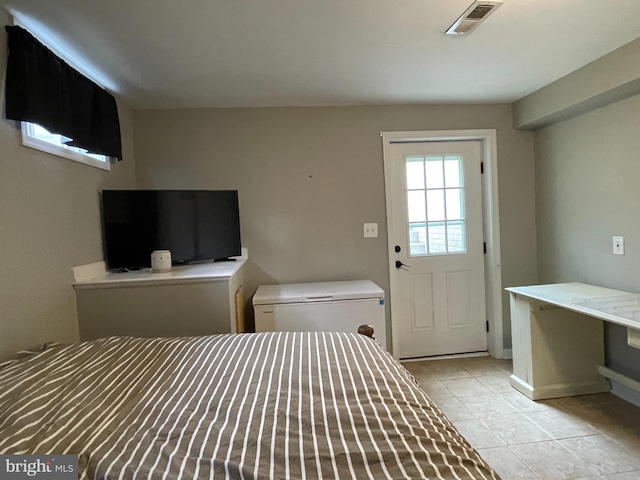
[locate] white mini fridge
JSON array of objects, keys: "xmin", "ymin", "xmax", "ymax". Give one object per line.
[{"xmin": 253, "ymin": 280, "xmax": 387, "ymax": 350}]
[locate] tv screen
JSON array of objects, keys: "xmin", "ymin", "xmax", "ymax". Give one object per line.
[{"xmin": 101, "ymin": 190, "xmax": 241, "ymax": 271}]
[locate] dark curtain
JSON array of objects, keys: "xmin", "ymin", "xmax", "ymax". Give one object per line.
[{"xmin": 4, "ymin": 26, "xmax": 122, "ymax": 160}]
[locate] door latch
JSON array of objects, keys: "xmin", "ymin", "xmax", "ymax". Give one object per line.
[{"xmin": 395, "ymin": 260, "xmax": 411, "ymax": 269}]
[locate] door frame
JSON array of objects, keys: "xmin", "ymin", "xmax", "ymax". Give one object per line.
[{"xmin": 382, "ymin": 129, "xmax": 504, "ymax": 360}]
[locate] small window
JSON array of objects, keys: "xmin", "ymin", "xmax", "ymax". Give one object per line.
[
  {"xmin": 21, "ymin": 122, "xmax": 111, "ymax": 171},
  {"xmin": 406, "ymin": 155, "xmax": 466, "ymax": 256}
]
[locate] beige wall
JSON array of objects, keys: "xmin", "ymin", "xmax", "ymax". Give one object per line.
[
  {"xmin": 523, "ymin": 36, "xmax": 640, "ymax": 388},
  {"xmin": 133, "ymin": 104, "xmax": 536, "ymax": 349},
  {"xmin": 536, "ymin": 93, "xmax": 640, "ymax": 382},
  {"xmin": 513, "ymin": 37, "xmax": 640, "ymax": 130},
  {"xmin": 0, "ymin": 9, "xmax": 137, "ymax": 360}
]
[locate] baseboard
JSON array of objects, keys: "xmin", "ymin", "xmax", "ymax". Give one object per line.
[
  {"xmin": 598, "ymin": 365, "xmax": 640, "ymax": 408},
  {"xmin": 610, "ymin": 380, "xmax": 640, "ymax": 408},
  {"xmin": 510, "ymin": 374, "xmax": 610, "ymax": 400},
  {"xmin": 509, "ymin": 374, "xmax": 534, "ymax": 398},
  {"xmin": 502, "ymin": 348, "xmax": 513, "ymax": 359}
]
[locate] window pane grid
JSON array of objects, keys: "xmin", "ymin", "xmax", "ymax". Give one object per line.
[{"xmin": 406, "ymin": 155, "xmax": 467, "ymax": 256}]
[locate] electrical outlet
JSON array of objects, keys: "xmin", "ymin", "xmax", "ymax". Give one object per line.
[
  {"xmin": 363, "ymin": 223, "xmax": 378, "ymax": 238},
  {"xmin": 613, "ymin": 236, "xmax": 624, "ymax": 255}
]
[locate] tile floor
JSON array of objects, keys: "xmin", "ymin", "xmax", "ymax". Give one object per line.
[{"xmin": 401, "ymin": 355, "xmax": 640, "ymax": 480}]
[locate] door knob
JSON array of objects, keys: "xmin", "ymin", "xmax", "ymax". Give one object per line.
[{"xmin": 395, "ymin": 260, "xmax": 411, "ymax": 269}]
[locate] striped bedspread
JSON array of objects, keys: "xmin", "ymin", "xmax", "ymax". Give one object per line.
[{"xmin": 0, "ymin": 332, "xmax": 499, "ymax": 479}]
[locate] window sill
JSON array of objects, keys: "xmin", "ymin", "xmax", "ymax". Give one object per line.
[{"xmin": 21, "ymin": 123, "xmax": 111, "ymax": 171}]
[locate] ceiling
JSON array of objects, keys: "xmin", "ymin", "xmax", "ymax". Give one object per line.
[{"xmin": 3, "ymin": 0, "xmax": 640, "ymax": 109}]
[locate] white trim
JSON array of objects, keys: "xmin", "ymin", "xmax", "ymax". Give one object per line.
[
  {"xmin": 229, "ymin": 247, "xmax": 249, "ymax": 261},
  {"xmin": 21, "ymin": 122, "xmax": 111, "ymax": 171},
  {"xmin": 382, "ymin": 129, "xmax": 504, "ymax": 359},
  {"xmin": 609, "ymin": 379, "xmax": 640, "ymax": 408},
  {"xmin": 71, "ymin": 262, "xmax": 107, "ymax": 283},
  {"xmin": 598, "ymin": 365, "xmax": 640, "ymax": 395},
  {"xmin": 510, "ymin": 374, "xmax": 610, "ymax": 400},
  {"xmin": 400, "ymin": 352, "xmax": 489, "ymax": 363},
  {"xmin": 73, "ymin": 260, "xmax": 246, "ymax": 289}
]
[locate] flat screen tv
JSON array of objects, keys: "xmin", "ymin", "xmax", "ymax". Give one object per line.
[{"xmin": 101, "ymin": 190, "xmax": 241, "ymax": 271}]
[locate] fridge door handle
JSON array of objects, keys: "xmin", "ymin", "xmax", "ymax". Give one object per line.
[{"xmin": 304, "ymin": 295, "xmax": 334, "ymax": 302}]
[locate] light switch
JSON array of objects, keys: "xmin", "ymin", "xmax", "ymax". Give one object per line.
[
  {"xmin": 363, "ymin": 223, "xmax": 378, "ymax": 238},
  {"xmin": 613, "ymin": 236, "xmax": 624, "ymax": 255}
]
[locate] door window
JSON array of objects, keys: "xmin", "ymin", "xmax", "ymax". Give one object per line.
[{"xmin": 406, "ymin": 155, "xmax": 466, "ymax": 256}]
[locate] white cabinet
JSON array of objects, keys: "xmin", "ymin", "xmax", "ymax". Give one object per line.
[{"xmin": 73, "ymin": 261, "xmax": 246, "ymax": 340}]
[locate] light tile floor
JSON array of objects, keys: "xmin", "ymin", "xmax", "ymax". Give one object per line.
[{"xmin": 401, "ymin": 356, "xmax": 640, "ymax": 480}]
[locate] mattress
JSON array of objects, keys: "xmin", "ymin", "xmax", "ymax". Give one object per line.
[{"xmin": 0, "ymin": 332, "xmax": 499, "ymax": 479}]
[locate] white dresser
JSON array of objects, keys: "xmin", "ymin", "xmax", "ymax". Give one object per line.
[{"xmin": 73, "ymin": 260, "xmax": 246, "ymax": 340}]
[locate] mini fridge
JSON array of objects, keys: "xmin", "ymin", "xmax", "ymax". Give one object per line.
[{"xmin": 253, "ymin": 280, "xmax": 387, "ymax": 350}]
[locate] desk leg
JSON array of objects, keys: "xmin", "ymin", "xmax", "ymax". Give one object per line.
[{"xmin": 510, "ymin": 293, "xmax": 610, "ymax": 400}]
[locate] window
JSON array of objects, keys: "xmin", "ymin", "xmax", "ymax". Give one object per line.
[
  {"xmin": 6, "ymin": 25, "xmax": 122, "ymax": 165},
  {"xmin": 21, "ymin": 122, "xmax": 111, "ymax": 171},
  {"xmin": 406, "ymin": 155, "xmax": 466, "ymax": 256}
]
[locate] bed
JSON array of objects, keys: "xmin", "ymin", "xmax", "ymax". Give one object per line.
[{"xmin": 0, "ymin": 332, "xmax": 499, "ymax": 479}]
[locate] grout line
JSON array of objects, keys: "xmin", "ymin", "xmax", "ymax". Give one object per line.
[
  {"xmin": 413, "ymin": 357, "xmax": 640, "ymax": 477},
  {"xmin": 593, "ymin": 425, "xmax": 640, "ymax": 458},
  {"xmin": 503, "ymin": 444, "xmax": 551, "ymax": 480}
]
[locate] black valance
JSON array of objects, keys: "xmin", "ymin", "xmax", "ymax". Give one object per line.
[{"xmin": 4, "ymin": 26, "xmax": 122, "ymax": 160}]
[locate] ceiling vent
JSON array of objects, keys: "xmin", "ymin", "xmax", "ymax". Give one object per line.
[{"xmin": 446, "ymin": 1, "xmax": 504, "ymax": 35}]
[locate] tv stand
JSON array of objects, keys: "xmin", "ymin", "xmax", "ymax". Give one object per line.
[{"xmin": 73, "ymin": 260, "xmax": 247, "ymax": 340}]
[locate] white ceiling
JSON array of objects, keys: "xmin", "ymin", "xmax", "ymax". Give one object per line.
[{"xmin": 3, "ymin": 0, "xmax": 640, "ymax": 109}]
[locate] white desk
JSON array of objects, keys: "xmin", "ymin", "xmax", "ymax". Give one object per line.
[{"xmin": 506, "ymin": 283, "xmax": 640, "ymax": 400}]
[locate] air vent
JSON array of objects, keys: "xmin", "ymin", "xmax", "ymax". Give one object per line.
[{"xmin": 446, "ymin": 1, "xmax": 504, "ymax": 35}]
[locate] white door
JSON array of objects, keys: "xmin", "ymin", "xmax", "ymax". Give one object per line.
[{"xmin": 385, "ymin": 141, "xmax": 486, "ymax": 359}]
